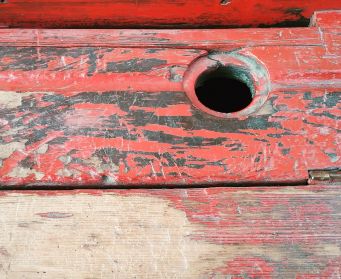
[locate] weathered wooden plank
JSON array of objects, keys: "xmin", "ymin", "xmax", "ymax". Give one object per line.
[
  {"xmin": 0, "ymin": 11, "xmax": 340, "ymax": 187},
  {"xmin": 0, "ymin": 185, "xmax": 340, "ymax": 278},
  {"xmin": 310, "ymin": 10, "xmax": 341, "ymax": 27},
  {"xmin": 0, "ymin": 28, "xmax": 323, "ymax": 49},
  {"xmin": 0, "ymin": 0, "xmax": 340, "ymax": 28},
  {"xmin": 0, "ymin": 22, "xmax": 340, "ymax": 187}
]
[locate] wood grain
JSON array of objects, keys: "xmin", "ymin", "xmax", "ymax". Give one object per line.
[
  {"xmin": 0, "ymin": 16, "xmax": 340, "ymax": 187},
  {"xmin": 0, "ymin": 185, "xmax": 340, "ymax": 278},
  {"xmin": 0, "ymin": 28, "xmax": 323, "ymax": 49}
]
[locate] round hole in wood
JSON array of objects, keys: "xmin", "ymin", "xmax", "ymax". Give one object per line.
[
  {"xmin": 194, "ymin": 66, "xmax": 253, "ymax": 113},
  {"xmin": 183, "ymin": 53, "xmax": 271, "ymax": 118}
]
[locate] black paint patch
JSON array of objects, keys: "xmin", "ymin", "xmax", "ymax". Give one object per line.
[
  {"xmin": 0, "ymin": 47, "xmax": 50, "ymax": 71},
  {"xmin": 0, "ymin": 90, "xmax": 282, "ymax": 148},
  {"xmin": 308, "ymin": 92, "xmax": 341, "ymax": 109},
  {"xmin": 106, "ymin": 58, "xmax": 167, "ymax": 73},
  {"xmin": 281, "ymin": 148, "xmax": 290, "ymax": 155},
  {"xmin": 258, "ymin": 8, "xmax": 309, "ymax": 28},
  {"xmin": 87, "ymin": 49, "xmax": 97, "ymax": 76},
  {"xmin": 0, "ymin": 88, "xmax": 338, "ymax": 178},
  {"xmin": 19, "ymin": 156, "xmax": 35, "ymax": 169},
  {"xmin": 286, "ymin": 8, "xmax": 304, "ymax": 16},
  {"xmin": 48, "ymin": 137, "xmax": 69, "ymax": 145},
  {"xmin": 142, "ymin": 130, "xmax": 226, "ymax": 147}
]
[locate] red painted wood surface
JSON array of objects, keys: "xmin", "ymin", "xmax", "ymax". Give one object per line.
[
  {"xmin": 0, "ymin": 0, "xmax": 340, "ymax": 28},
  {"xmin": 0, "ymin": 185, "xmax": 340, "ymax": 277},
  {"xmin": 0, "ymin": 11, "xmax": 340, "ymax": 187}
]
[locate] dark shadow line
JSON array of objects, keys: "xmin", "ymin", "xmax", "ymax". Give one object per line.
[{"xmin": 0, "ymin": 179, "xmax": 308, "ymax": 191}]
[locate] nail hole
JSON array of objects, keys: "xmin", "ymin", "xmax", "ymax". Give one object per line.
[{"xmin": 194, "ymin": 66, "xmax": 253, "ymax": 113}]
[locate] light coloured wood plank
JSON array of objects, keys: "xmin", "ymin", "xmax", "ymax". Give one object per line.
[{"xmin": 0, "ymin": 186, "xmax": 340, "ymax": 278}]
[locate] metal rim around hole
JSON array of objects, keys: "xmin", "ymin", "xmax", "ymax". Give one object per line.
[{"xmin": 183, "ymin": 52, "xmax": 271, "ymax": 118}]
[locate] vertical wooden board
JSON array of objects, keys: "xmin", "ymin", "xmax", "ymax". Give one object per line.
[{"xmin": 0, "ymin": 185, "xmax": 340, "ymax": 278}]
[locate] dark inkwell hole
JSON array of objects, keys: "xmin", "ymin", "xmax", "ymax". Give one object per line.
[
  {"xmin": 195, "ymin": 66, "xmax": 253, "ymax": 113},
  {"xmin": 0, "ymin": 0, "xmax": 7, "ymax": 3}
]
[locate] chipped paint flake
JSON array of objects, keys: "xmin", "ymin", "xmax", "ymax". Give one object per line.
[
  {"xmin": 0, "ymin": 141, "xmax": 26, "ymax": 159},
  {"xmin": 8, "ymin": 167, "xmax": 44, "ymax": 180},
  {"xmin": 0, "ymin": 91, "xmax": 24, "ymax": 109}
]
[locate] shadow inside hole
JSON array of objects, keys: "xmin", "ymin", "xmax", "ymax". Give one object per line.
[{"xmin": 195, "ymin": 66, "xmax": 253, "ymax": 113}]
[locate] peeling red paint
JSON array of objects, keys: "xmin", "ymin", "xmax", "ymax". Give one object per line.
[
  {"xmin": 214, "ymin": 258, "xmax": 275, "ymax": 278},
  {"xmin": 0, "ymin": 185, "xmax": 340, "ymax": 247},
  {"xmin": 36, "ymin": 212, "xmax": 74, "ymax": 219},
  {"xmin": 0, "ymin": 11, "xmax": 340, "ymax": 187}
]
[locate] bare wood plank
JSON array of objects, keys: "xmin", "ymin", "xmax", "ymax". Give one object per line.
[{"xmin": 0, "ymin": 185, "xmax": 340, "ymax": 278}]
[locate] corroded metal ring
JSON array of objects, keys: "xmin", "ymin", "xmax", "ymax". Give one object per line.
[{"xmin": 183, "ymin": 52, "xmax": 271, "ymax": 118}]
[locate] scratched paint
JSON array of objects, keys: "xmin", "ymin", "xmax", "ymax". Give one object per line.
[
  {"xmin": 0, "ymin": 186, "xmax": 340, "ymax": 277},
  {"xmin": 0, "ymin": 11, "xmax": 340, "ymax": 187}
]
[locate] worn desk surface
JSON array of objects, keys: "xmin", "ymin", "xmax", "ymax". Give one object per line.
[
  {"xmin": 0, "ymin": 11, "xmax": 340, "ymax": 187},
  {"xmin": 0, "ymin": 10, "xmax": 340, "ymax": 278},
  {"xmin": 0, "ymin": 185, "xmax": 340, "ymax": 278}
]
